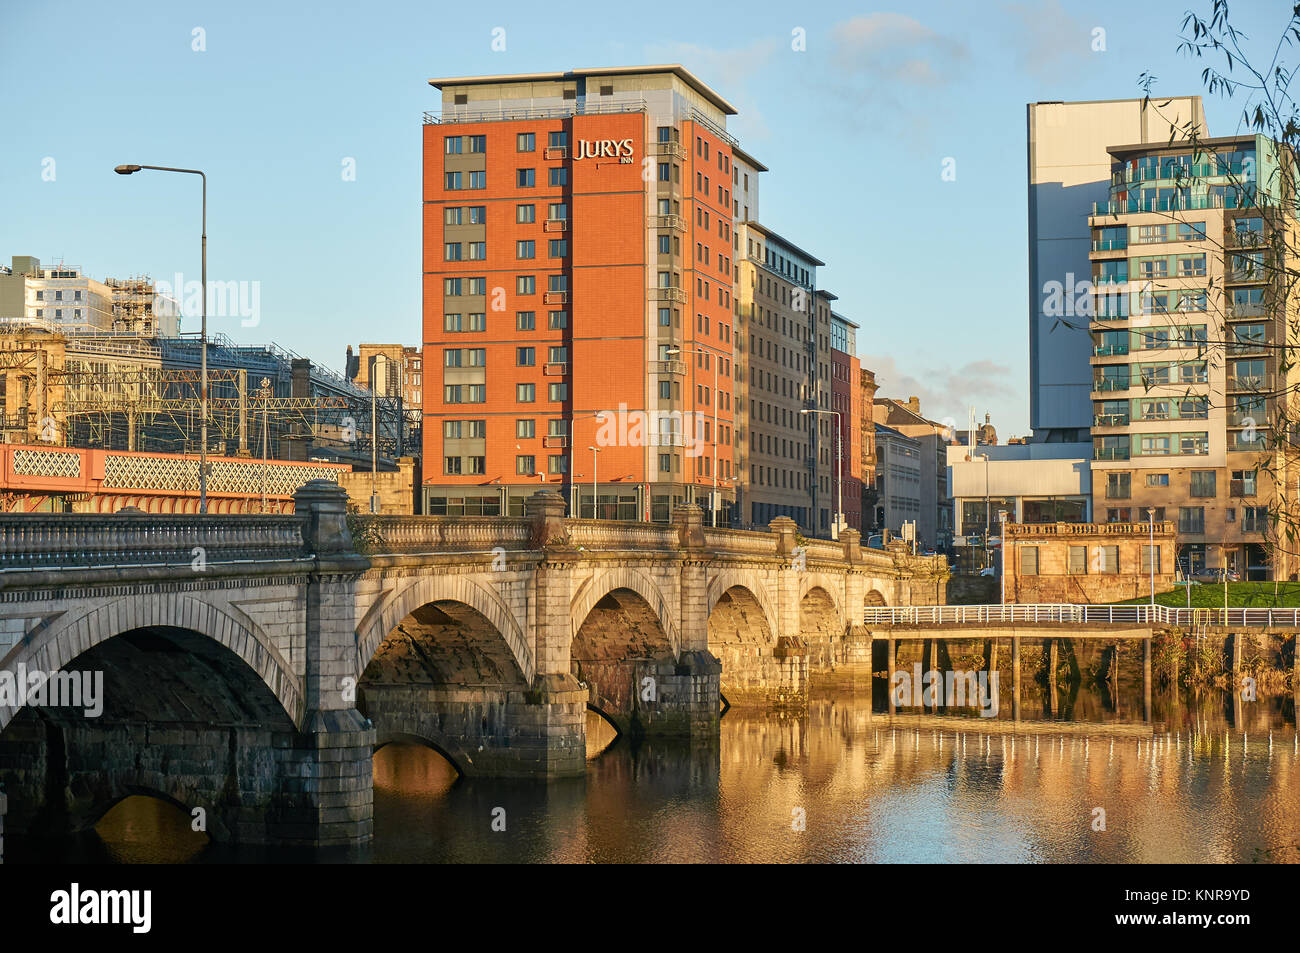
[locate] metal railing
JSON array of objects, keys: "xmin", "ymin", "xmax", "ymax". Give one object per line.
[
  {"xmin": 423, "ymin": 99, "xmax": 648, "ymax": 125},
  {"xmin": 864, "ymin": 603, "xmax": 1300, "ymax": 628}
]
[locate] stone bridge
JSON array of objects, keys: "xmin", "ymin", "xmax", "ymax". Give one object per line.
[{"xmin": 0, "ymin": 481, "xmax": 946, "ymax": 852}]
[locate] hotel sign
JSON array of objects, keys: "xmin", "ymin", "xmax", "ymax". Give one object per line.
[{"xmin": 575, "ymin": 138, "xmax": 635, "ymax": 162}]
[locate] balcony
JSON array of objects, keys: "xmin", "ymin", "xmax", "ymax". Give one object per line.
[
  {"xmin": 1095, "ymin": 447, "xmax": 1130, "ymax": 460},
  {"xmin": 1226, "ymin": 228, "xmax": 1269, "ymax": 248},
  {"xmin": 1227, "ymin": 374, "xmax": 1272, "ymax": 392},
  {"xmin": 542, "ymin": 291, "xmax": 568, "ymax": 304},
  {"xmin": 650, "ymin": 287, "xmax": 686, "ymax": 304},
  {"xmin": 1227, "ymin": 302, "xmax": 1267, "ymax": 319},
  {"xmin": 1093, "ymin": 344, "xmax": 1129, "ymax": 357},
  {"xmin": 1093, "ymin": 378, "xmax": 1132, "ymax": 392},
  {"xmin": 1094, "ymin": 413, "xmax": 1130, "ymax": 427},
  {"xmin": 652, "ymin": 214, "xmax": 686, "ymax": 231},
  {"xmin": 650, "ymin": 140, "xmax": 686, "ymax": 160},
  {"xmin": 424, "ymin": 98, "xmax": 648, "ymax": 124},
  {"xmin": 1228, "ymin": 409, "xmax": 1266, "ymax": 427},
  {"xmin": 1093, "ymin": 273, "xmax": 1129, "ymax": 286},
  {"xmin": 1091, "ymin": 238, "xmax": 1128, "ymax": 251},
  {"xmin": 1226, "ymin": 269, "xmax": 1269, "ymax": 284},
  {"xmin": 1227, "ymin": 340, "xmax": 1268, "ymax": 356},
  {"xmin": 1091, "ymin": 192, "xmax": 1243, "ymax": 216},
  {"xmin": 651, "ymin": 359, "xmax": 686, "ymax": 376},
  {"xmin": 543, "ymin": 219, "xmax": 568, "ymax": 232}
]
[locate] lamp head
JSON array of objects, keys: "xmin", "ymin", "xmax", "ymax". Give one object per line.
[{"xmin": 114, "ymin": 164, "xmax": 141, "ymax": 175}]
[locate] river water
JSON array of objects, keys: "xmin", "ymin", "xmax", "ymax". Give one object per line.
[{"xmin": 15, "ymin": 678, "xmax": 1299, "ymax": 864}]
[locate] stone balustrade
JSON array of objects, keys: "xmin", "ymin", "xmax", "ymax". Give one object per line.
[
  {"xmin": 0, "ymin": 512, "xmax": 308, "ymax": 570},
  {"xmin": 567, "ymin": 519, "xmax": 679, "ymax": 550},
  {"xmin": 1005, "ymin": 520, "xmax": 1175, "ymax": 538},
  {"xmin": 350, "ymin": 515, "xmax": 534, "ymax": 555}
]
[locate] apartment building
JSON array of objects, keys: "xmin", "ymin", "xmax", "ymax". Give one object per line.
[
  {"xmin": 0, "ymin": 256, "xmax": 180, "ymax": 337},
  {"xmin": 422, "ymin": 66, "xmax": 743, "ymax": 521},
  {"xmin": 873, "ymin": 423, "xmax": 923, "ymax": 539},
  {"xmin": 1087, "ymin": 132, "xmax": 1299, "ymax": 580},
  {"xmin": 829, "ymin": 313, "xmax": 862, "ymax": 533},
  {"xmin": 872, "ymin": 396, "xmax": 951, "ymax": 548},
  {"xmin": 859, "ymin": 368, "xmax": 879, "ymax": 530}
]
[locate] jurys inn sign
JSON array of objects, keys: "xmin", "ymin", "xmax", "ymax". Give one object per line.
[{"xmin": 575, "ymin": 138, "xmax": 635, "ymax": 162}]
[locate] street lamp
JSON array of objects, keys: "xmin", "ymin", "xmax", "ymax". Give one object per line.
[
  {"xmin": 587, "ymin": 445, "xmax": 601, "ymax": 519},
  {"xmin": 802, "ymin": 408, "xmax": 843, "ymax": 539},
  {"xmin": 258, "ymin": 377, "xmax": 272, "ymax": 513},
  {"xmin": 977, "ymin": 452, "xmax": 991, "ymax": 571},
  {"xmin": 369, "ymin": 352, "xmax": 402, "ymax": 513},
  {"xmin": 116, "ymin": 163, "xmax": 208, "ymax": 512},
  {"xmin": 569, "ymin": 411, "xmax": 607, "ymax": 517},
  {"xmin": 665, "ymin": 346, "xmax": 721, "ymax": 527}
]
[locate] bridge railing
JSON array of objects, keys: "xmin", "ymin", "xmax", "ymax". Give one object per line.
[
  {"xmin": 351, "ymin": 515, "xmax": 534, "ymax": 554},
  {"xmin": 0, "ymin": 513, "xmax": 309, "ymax": 571},
  {"xmin": 567, "ymin": 520, "xmax": 679, "ymax": 550},
  {"xmin": 863, "ymin": 603, "xmax": 1300, "ymax": 628}
]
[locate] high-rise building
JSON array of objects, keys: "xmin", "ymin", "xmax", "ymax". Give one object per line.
[
  {"xmin": 421, "ymin": 66, "xmax": 853, "ymax": 534},
  {"xmin": 830, "ymin": 312, "xmax": 862, "ymax": 533},
  {"xmin": 1027, "ymin": 97, "xmax": 1205, "ymax": 442},
  {"xmin": 1087, "ymin": 132, "xmax": 1299, "ymax": 579}
]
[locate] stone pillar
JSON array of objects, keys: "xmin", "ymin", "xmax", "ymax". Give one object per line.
[
  {"xmin": 771, "ymin": 516, "xmax": 801, "ymax": 640},
  {"xmin": 842, "ymin": 529, "xmax": 865, "ymax": 627},
  {"xmin": 279, "ymin": 479, "xmax": 375, "ymax": 847},
  {"xmin": 664, "ymin": 503, "xmax": 722, "ymax": 740},
  {"xmin": 520, "ymin": 490, "xmax": 587, "ymax": 777}
]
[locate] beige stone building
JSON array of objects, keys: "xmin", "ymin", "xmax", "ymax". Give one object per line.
[{"xmin": 1004, "ymin": 521, "xmax": 1176, "ymax": 603}]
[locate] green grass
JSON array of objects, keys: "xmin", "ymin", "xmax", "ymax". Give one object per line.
[{"xmin": 1114, "ymin": 581, "xmax": 1300, "ymax": 608}]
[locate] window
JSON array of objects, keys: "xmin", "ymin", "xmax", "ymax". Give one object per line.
[
  {"xmin": 444, "ymin": 313, "xmax": 463, "ymax": 332},
  {"xmin": 444, "ymin": 242, "xmax": 463, "ymax": 261},
  {"xmin": 1178, "ymin": 506, "xmax": 1205, "ymax": 535},
  {"xmin": 548, "ymin": 203, "xmax": 567, "ymax": 221},
  {"xmin": 1231, "ymin": 469, "xmax": 1257, "ymax": 497},
  {"xmin": 1146, "ymin": 473, "xmax": 1169, "ymax": 487},
  {"xmin": 548, "ymin": 167, "xmax": 567, "ymax": 186},
  {"xmin": 516, "ymin": 347, "xmax": 535, "ymax": 366},
  {"xmin": 548, "ymin": 382, "xmax": 567, "ymax": 401},
  {"xmin": 443, "ymin": 420, "xmax": 463, "ymax": 439},
  {"xmin": 1068, "ymin": 546, "xmax": 1087, "ymax": 575},
  {"xmin": 467, "ymin": 277, "xmax": 486, "ymax": 295},
  {"xmin": 445, "ymin": 207, "xmax": 463, "ymax": 225},
  {"xmin": 1100, "ymin": 546, "xmax": 1119, "ymax": 574},
  {"xmin": 1106, "ymin": 508, "xmax": 1132, "ymax": 523},
  {"xmin": 1141, "ymin": 545, "xmax": 1161, "ymax": 574},
  {"xmin": 1106, "ymin": 472, "xmax": 1130, "ymax": 499},
  {"xmin": 548, "ymin": 239, "xmax": 567, "ymax": 258},
  {"xmin": 517, "ymin": 383, "xmax": 535, "ymax": 402},
  {"xmin": 548, "ymin": 455, "xmax": 567, "ymax": 474},
  {"xmin": 516, "ymin": 419, "xmax": 535, "ymax": 438},
  {"xmin": 517, "ymin": 168, "xmax": 535, "ymax": 187},
  {"xmin": 1019, "ymin": 546, "xmax": 1039, "ymax": 575},
  {"xmin": 444, "ymin": 277, "xmax": 462, "ymax": 296},
  {"xmin": 1243, "ymin": 506, "xmax": 1268, "ymax": 533},
  {"xmin": 517, "ymin": 275, "xmax": 535, "ymax": 294},
  {"xmin": 517, "ymin": 240, "xmax": 535, "ymax": 259},
  {"xmin": 548, "ymin": 310, "xmax": 567, "ymax": 329},
  {"xmin": 466, "ymin": 135, "xmax": 485, "ymax": 153},
  {"xmin": 467, "ymin": 242, "xmax": 486, "ymax": 260},
  {"xmin": 548, "ymin": 275, "xmax": 567, "ymax": 292},
  {"xmin": 1189, "ymin": 471, "xmax": 1216, "ymax": 497},
  {"xmin": 517, "ymin": 133, "xmax": 535, "ymax": 152},
  {"xmin": 548, "ymin": 346, "xmax": 567, "ymax": 365},
  {"xmin": 516, "ymin": 455, "xmax": 536, "ymax": 475},
  {"xmin": 467, "ymin": 313, "xmax": 485, "ymax": 331},
  {"xmin": 445, "ymin": 136, "xmax": 462, "ymax": 154},
  {"xmin": 516, "ymin": 311, "xmax": 536, "ymax": 330},
  {"xmin": 444, "ymin": 456, "xmax": 462, "ymax": 474},
  {"xmin": 467, "ymin": 171, "xmax": 485, "ymax": 189},
  {"xmin": 548, "ymin": 131, "xmax": 568, "ymax": 149},
  {"xmin": 444, "ymin": 171, "xmax": 462, "ymax": 190},
  {"xmin": 516, "ymin": 203, "xmax": 536, "ymax": 223}
]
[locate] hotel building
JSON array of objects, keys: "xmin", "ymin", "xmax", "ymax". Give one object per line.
[
  {"xmin": 1087, "ymin": 132, "xmax": 1300, "ymax": 579},
  {"xmin": 421, "ymin": 66, "xmax": 859, "ymax": 534}
]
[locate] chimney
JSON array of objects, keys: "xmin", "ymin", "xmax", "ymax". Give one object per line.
[
  {"xmin": 345, "ymin": 345, "xmax": 359, "ymax": 381},
  {"xmin": 907, "ymin": 396, "xmax": 920, "ymax": 414}
]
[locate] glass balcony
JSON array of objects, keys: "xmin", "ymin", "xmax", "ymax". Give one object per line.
[
  {"xmin": 1095, "ymin": 446, "xmax": 1131, "ymax": 460},
  {"xmin": 1093, "ymin": 344, "xmax": 1129, "ymax": 356},
  {"xmin": 1092, "ymin": 193, "xmax": 1243, "ymax": 215},
  {"xmin": 1091, "ymin": 238, "xmax": 1128, "ymax": 251},
  {"xmin": 1094, "ymin": 378, "xmax": 1131, "ymax": 392},
  {"xmin": 1093, "ymin": 273, "xmax": 1129, "ymax": 284},
  {"xmin": 1093, "ymin": 413, "xmax": 1129, "ymax": 426}
]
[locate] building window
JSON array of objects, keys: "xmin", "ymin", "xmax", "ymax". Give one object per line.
[
  {"xmin": 1019, "ymin": 546, "xmax": 1039, "ymax": 576},
  {"xmin": 1231, "ymin": 469, "xmax": 1257, "ymax": 497},
  {"xmin": 445, "ymin": 136, "xmax": 462, "ymax": 154},
  {"xmin": 517, "ymin": 240, "xmax": 535, "ymax": 259},
  {"xmin": 1105, "ymin": 472, "xmax": 1130, "ymax": 499},
  {"xmin": 467, "ymin": 171, "xmax": 485, "ymax": 189},
  {"xmin": 516, "ymin": 311, "xmax": 536, "ymax": 330},
  {"xmin": 516, "ymin": 347, "xmax": 535, "ymax": 366},
  {"xmin": 516, "ymin": 455, "xmax": 536, "ymax": 475},
  {"xmin": 548, "ymin": 310, "xmax": 567, "ymax": 329},
  {"xmin": 548, "ymin": 131, "xmax": 568, "ymax": 149},
  {"xmin": 548, "ymin": 239, "xmax": 567, "ymax": 258},
  {"xmin": 548, "ymin": 455, "xmax": 567, "ymax": 474},
  {"xmin": 1178, "ymin": 507, "xmax": 1205, "ymax": 535},
  {"xmin": 517, "ymin": 275, "xmax": 535, "ymax": 294},
  {"xmin": 517, "ymin": 383, "xmax": 535, "ymax": 402},
  {"xmin": 444, "ymin": 172, "xmax": 462, "ymax": 190},
  {"xmin": 1100, "ymin": 545, "xmax": 1119, "ymax": 574},
  {"xmin": 444, "ymin": 456, "xmax": 462, "ymax": 474},
  {"xmin": 444, "ymin": 313, "xmax": 463, "ymax": 332},
  {"xmin": 517, "ymin": 133, "xmax": 535, "ymax": 152},
  {"xmin": 1189, "ymin": 471, "xmax": 1216, "ymax": 497},
  {"xmin": 548, "ymin": 167, "xmax": 567, "ymax": 186},
  {"xmin": 467, "ymin": 242, "xmax": 486, "ymax": 260},
  {"xmin": 548, "ymin": 382, "xmax": 567, "ymax": 401},
  {"xmin": 516, "ymin": 419, "xmax": 535, "ymax": 438},
  {"xmin": 517, "ymin": 168, "xmax": 535, "ymax": 187},
  {"xmin": 1068, "ymin": 546, "xmax": 1087, "ymax": 575},
  {"xmin": 1243, "ymin": 505, "xmax": 1268, "ymax": 533},
  {"xmin": 1141, "ymin": 545, "xmax": 1161, "ymax": 574},
  {"xmin": 467, "ymin": 313, "xmax": 485, "ymax": 331},
  {"xmin": 517, "ymin": 203, "xmax": 535, "ymax": 223}
]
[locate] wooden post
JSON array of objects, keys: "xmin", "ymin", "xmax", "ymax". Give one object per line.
[
  {"xmin": 887, "ymin": 636, "xmax": 897, "ymax": 714},
  {"xmin": 1047, "ymin": 638, "xmax": 1059, "ymax": 717},
  {"xmin": 1143, "ymin": 636, "xmax": 1152, "ymax": 722},
  {"xmin": 1012, "ymin": 635, "xmax": 1021, "ymax": 721}
]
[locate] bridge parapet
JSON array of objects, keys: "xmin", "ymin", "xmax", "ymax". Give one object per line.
[
  {"xmin": 351, "ymin": 514, "xmax": 533, "ymax": 555},
  {"xmin": 0, "ymin": 511, "xmax": 308, "ymax": 571}
]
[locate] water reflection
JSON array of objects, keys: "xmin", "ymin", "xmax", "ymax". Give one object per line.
[{"xmin": 12, "ymin": 684, "xmax": 1299, "ymax": 864}]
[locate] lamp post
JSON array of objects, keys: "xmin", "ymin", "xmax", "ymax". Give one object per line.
[
  {"xmin": 999, "ymin": 509, "xmax": 1009, "ymax": 605},
  {"xmin": 801, "ymin": 408, "xmax": 843, "ymax": 539},
  {"xmin": 258, "ymin": 377, "xmax": 271, "ymax": 513},
  {"xmin": 666, "ymin": 346, "xmax": 721, "ymax": 527},
  {"xmin": 588, "ymin": 445, "xmax": 600, "ymax": 519},
  {"xmin": 115, "ymin": 163, "xmax": 208, "ymax": 512},
  {"xmin": 978, "ymin": 452, "xmax": 991, "ymax": 572},
  {"xmin": 569, "ymin": 411, "xmax": 606, "ymax": 517},
  {"xmin": 368, "ymin": 352, "xmax": 402, "ymax": 513},
  {"xmin": 1147, "ymin": 507, "xmax": 1156, "ymax": 606}
]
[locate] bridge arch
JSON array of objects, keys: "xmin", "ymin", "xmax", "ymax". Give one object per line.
[
  {"xmin": 569, "ymin": 566, "xmax": 680, "ymax": 657},
  {"xmin": 865, "ymin": 588, "xmax": 888, "ymax": 607},
  {"xmin": 358, "ymin": 573, "xmax": 533, "ymax": 683},
  {"xmin": 706, "ymin": 571, "xmax": 778, "ymax": 636},
  {"xmin": 0, "ymin": 592, "xmax": 301, "ymax": 733}
]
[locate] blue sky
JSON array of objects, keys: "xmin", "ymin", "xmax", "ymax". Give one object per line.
[{"xmin": 0, "ymin": 0, "xmax": 1290, "ymax": 436}]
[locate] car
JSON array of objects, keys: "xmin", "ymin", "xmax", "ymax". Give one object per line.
[
  {"xmin": 979, "ymin": 567, "xmax": 996, "ymax": 577},
  {"xmin": 1187, "ymin": 568, "xmax": 1240, "ymax": 584}
]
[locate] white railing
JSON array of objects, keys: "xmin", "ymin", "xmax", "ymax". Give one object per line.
[{"xmin": 864, "ymin": 603, "xmax": 1300, "ymax": 628}]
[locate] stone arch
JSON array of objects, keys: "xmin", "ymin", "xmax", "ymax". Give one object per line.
[
  {"xmin": 865, "ymin": 589, "xmax": 888, "ymax": 607},
  {"xmin": 706, "ymin": 571, "xmax": 778, "ymax": 636},
  {"xmin": 569, "ymin": 566, "xmax": 680, "ymax": 657},
  {"xmin": 800, "ymin": 580, "xmax": 843, "ymax": 620},
  {"xmin": 373, "ymin": 729, "xmax": 472, "ymax": 778},
  {"xmin": 0, "ymin": 591, "xmax": 301, "ymax": 733},
  {"xmin": 358, "ymin": 572, "xmax": 533, "ymax": 683},
  {"xmin": 799, "ymin": 584, "xmax": 842, "ymax": 669}
]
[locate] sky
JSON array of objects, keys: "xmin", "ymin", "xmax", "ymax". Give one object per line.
[{"xmin": 0, "ymin": 0, "xmax": 1292, "ymax": 437}]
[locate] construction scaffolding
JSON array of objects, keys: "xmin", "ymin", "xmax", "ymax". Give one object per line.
[{"xmin": 0, "ymin": 327, "xmax": 413, "ymax": 465}]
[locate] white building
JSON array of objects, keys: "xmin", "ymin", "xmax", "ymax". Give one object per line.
[
  {"xmin": 0, "ymin": 256, "xmax": 181, "ymax": 337},
  {"xmin": 874, "ymin": 424, "xmax": 923, "ymax": 541}
]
